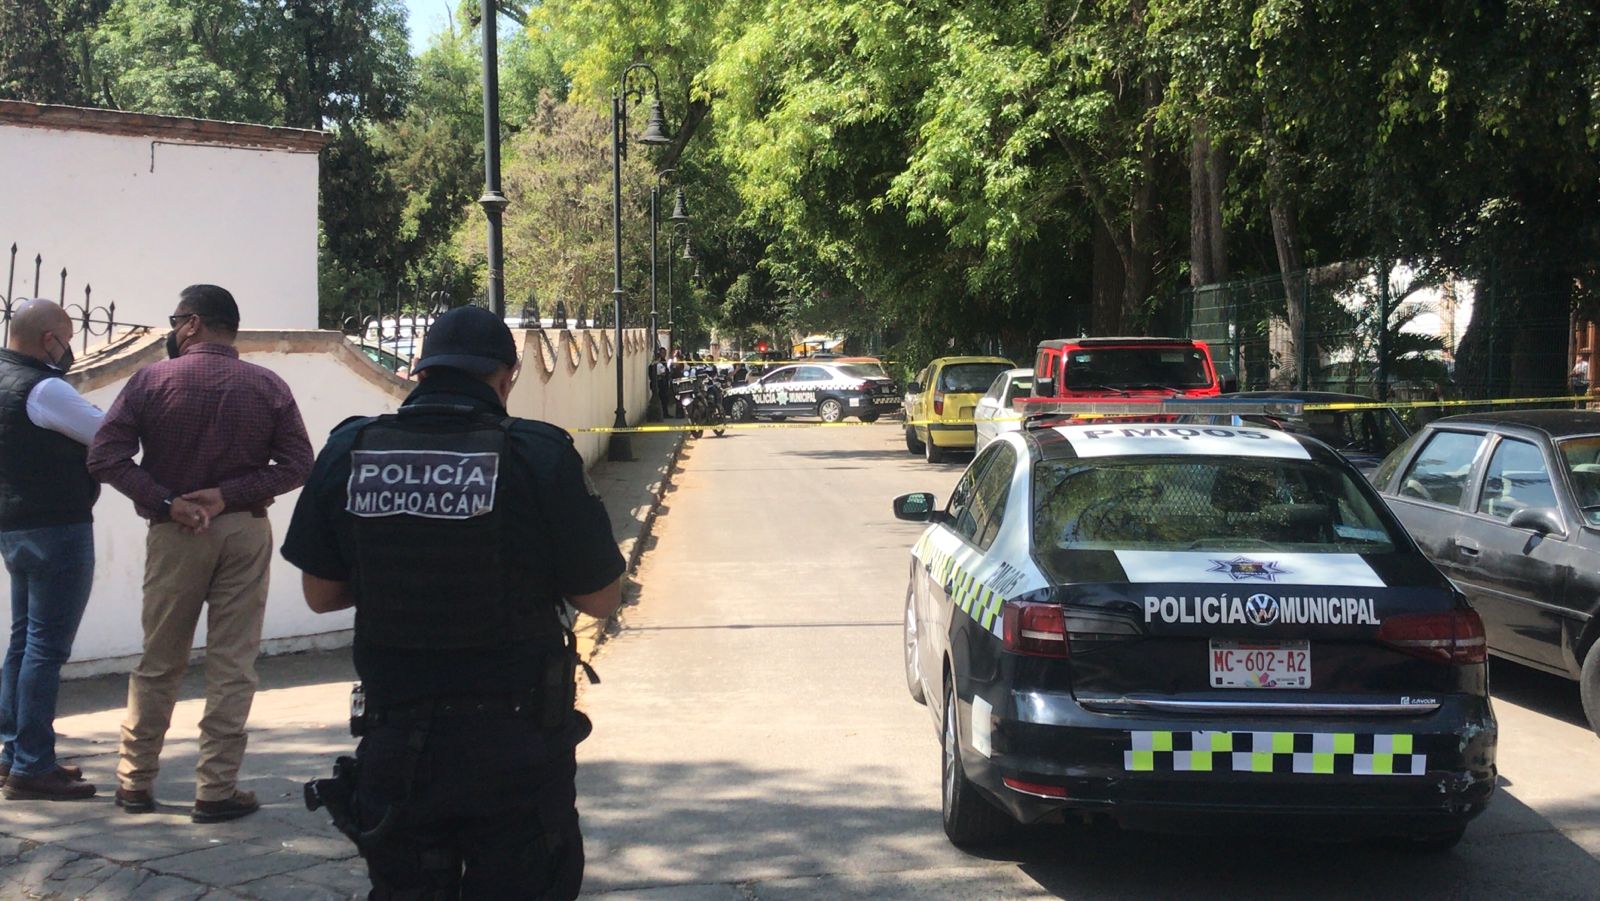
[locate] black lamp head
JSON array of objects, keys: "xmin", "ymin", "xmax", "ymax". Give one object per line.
[
  {"xmin": 681, "ymin": 238, "xmax": 694, "ymax": 261},
  {"xmin": 669, "ymin": 188, "xmax": 691, "ymax": 223},
  {"xmin": 639, "ymin": 100, "xmax": 673, "ymax": 145}
]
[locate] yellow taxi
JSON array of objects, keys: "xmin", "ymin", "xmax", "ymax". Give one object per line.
[{"xmin": 902, "ymin": 356, "xmax": 1013, "ymax": 463}]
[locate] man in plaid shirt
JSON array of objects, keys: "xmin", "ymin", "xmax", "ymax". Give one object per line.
[{"xmin": 88, "ymin": 285, "xmax": 312, "ymax": 823}]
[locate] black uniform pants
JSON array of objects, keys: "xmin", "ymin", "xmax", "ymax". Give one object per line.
[{"xmin": 354, "ymin": 715, "xmax": 584, "ymax": 900}]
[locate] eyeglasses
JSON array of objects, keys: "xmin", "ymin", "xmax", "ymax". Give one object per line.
[{"xmin": 168, "ymin": 313, "xmax": 199, "ymax": 328}]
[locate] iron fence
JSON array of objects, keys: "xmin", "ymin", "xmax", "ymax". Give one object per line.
[
  {"xmin": 3, "ymin": 243, "xmax": 153, "ymax": 352},
  {"xmin": 1176, "ymin": 260, "xmax": 1586, "ymax": 402}
]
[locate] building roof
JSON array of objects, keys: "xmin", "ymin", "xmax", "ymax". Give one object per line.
[{"xmin": 0, "ymin": 100, "xmax": 328, "ymax": 154}]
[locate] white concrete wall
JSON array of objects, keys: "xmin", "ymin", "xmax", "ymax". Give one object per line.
[
  {"xmin": 0, "ymin": 125, "xmax": 319, "ymax": 329},
  {"xmin": 2, "ymin": 327, "xmax": 651, "ymax": 674}
]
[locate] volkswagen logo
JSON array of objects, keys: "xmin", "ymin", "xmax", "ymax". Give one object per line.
[{"xmin": 1245, "ymin": 593, "xmax": 1281, "ymax": 626}]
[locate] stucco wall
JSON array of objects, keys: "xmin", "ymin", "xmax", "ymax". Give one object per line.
[
  {"xmin": 0, "ymin": 124, "xmax": 320, "ymax": 330},
  {"xmin": 3, "ymin": 326, "xmax": 650, "ymax": 675}
]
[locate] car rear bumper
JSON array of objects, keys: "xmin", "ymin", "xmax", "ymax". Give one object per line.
[
  {"xmin": 964, "ymin": 688, "xmax": 1497, "ymax": 835},
  {"xmin": 927, "ymin": 423, "xmax": 977, "ymax": 447}
]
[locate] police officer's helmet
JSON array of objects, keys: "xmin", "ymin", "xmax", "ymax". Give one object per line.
[{"xmin": 415, "ymin": 306, "xmax": 519, "ymax": 376}]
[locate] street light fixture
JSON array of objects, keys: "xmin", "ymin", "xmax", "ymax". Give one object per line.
[
  {"xmin": 610, "ymin": 62, "xmax": 674, "ymax": 461},
  {"xmin": 650, "ymin": 170, "xmax": 692, "ymax": 357}
]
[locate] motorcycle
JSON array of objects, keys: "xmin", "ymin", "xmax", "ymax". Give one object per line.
[{"xmin": 674, "ymin": 366, "xmax": 726, "ymax": 438}]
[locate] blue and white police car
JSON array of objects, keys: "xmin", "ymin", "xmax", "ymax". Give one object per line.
[
  {"xmin": 723, "ymin": 362, "xmax": 900, "ymax": 423},
  {"xmin": 894, "ymin": 403, "xmax": 1497, "ymax": 849}
]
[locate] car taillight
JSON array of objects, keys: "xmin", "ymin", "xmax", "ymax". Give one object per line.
[
  {"xmin": 1002, "ymin": 602, "xmax": 1070, "ymax": 658},
  {"xmin": 1002, "ymin": 777, "xmax": 1068, "ymax": 798},
  {"xmin": 1376, "ymin": 609, "xmax": 1487, "ymax": 665},
  {"xmin": 933, "ymin": 392, "xmax": 945, "ymax": 414}
]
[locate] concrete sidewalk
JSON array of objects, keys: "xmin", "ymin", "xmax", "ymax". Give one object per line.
[{"xmin": 0, "ymin": 429, "xmax": 682, "ymax": 900}]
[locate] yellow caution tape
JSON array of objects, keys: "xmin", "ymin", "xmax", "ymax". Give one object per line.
[{"xmin": 572, "ymin": 393, "xmax": 1593, "ymax": 435}]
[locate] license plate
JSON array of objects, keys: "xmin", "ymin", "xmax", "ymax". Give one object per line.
[{"xmin": 1209, "ymin": 640, "xmax": 1310, "ymax": 689}]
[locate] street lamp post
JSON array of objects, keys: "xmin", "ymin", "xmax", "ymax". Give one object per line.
[
  {"xmin": 478, "ymin": 0, "xmax": 508, "ymax": 316},
  {"xmin": 609, "ymin": 63, "xmax": 674, "ymax": 461},
  {"xmin": 651, "ymin": 174, "xmax": 690, "ymax": 354}
]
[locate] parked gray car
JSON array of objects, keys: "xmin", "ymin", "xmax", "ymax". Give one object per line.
[{"xmin": 1369, "ymin": 410, "xmax": 1600, "ymax": 734}]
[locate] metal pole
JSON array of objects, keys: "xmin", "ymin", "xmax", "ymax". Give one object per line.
[
  {"xmin": 1376, "ymin": 258, "xmax": 1391, "ymax": 401},
  {"xmin": 609, "ymin": 91, "xmax": 633, "ymax": 461},
  {"xmin": 650, "ymin": 183, "xmax": 659, "ymax": 350},
  {"xmin": 479, "ymin": 0, "xmax": 507, "ymax": 316},
  {"xmin": 665, "ymin": 227, "xmax": 675, "ymax": 355}
]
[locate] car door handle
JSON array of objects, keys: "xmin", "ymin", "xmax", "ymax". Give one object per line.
[{"xmin": 1455, "ymin": 538, "xmax": 1481, "ymax": 558}]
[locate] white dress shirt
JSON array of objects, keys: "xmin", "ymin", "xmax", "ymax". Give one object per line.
[{"xmin": 26, "ymin": 377, "xmax": 104, "ymax": 446}]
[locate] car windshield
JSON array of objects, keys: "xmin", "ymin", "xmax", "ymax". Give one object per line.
[
  {"xmin": 940, "ymin": 363, "xmax": 1010, "ymax": 393},
  {"xmin": 838, "ymin": 363, "xmax": 886, "ymax": 379},
  {"xmin": 1004, "ymin": 378, "xmax": 1033, "ymax": 404},
  {"xmin": 1557, "ymin": 435, "xmax": 1600, "ymax": 524},
  {"xmin": 1062, "ymin": 346, "xmax": 1212, "ymax": 389},
  {"xmin": 1032, "ymin": 455, "xmax": 1399, "ymax": 553}
]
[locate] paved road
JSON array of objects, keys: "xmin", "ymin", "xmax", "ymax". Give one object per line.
[{"xmin": 577, "ymin": 422, "xmax": 1600, "ymax": 899}]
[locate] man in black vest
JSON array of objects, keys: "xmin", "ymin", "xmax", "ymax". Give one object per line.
[
  {"xmin": 0, "ymin": 300, "xmax": 104, "ymax": 800},
  {"xmin": 282, "ymin": 305, "xmax": 624, "ymax": 899}
]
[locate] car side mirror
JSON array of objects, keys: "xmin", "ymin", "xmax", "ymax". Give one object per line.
[
  {"xmin": 907, "ymin": 381, "xmax": 923, "ymax": 394},
  {"xmin": 893, "ymin": 492, "xmax": 942, "ymax": 522},
  {"xmin": 1033, "ymin": 376, "xmax": 1055, "ymax": 398},
  {"xmin": 1508, "ymin": 506, "xmax": 1566, "ymax": 536}
]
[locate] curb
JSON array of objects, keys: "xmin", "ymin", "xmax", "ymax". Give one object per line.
[{"xmin": 573, "ymin": 433, "xmax": 687, "ymax": 662}]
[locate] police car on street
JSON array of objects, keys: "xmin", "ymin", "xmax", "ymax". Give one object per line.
[
  {"xmin": 724, "ymin": 361, "xmax": 899, "ymax": 423},
  {"xmin": 894, "ymin": 402, "xmax": 1497, "ymax": 849}
]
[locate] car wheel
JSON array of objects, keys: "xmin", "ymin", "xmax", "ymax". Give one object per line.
[
  {"xmin": 905, "ymin": 426, "xmax": 926, "ymax": 454},
  {"xmin": 730, "ymin": 397, "xmax": 755, "ymax": 422},
  {"xmin": 941, "ymin": 680, "xmax": 1012, "ymax": 847},
  {"xmin": 818, "ymin": 398, "xmax": 845, "ymax": 423},
  {"xmin": 1580, "ymin": 639, "xmax": 1600, "ymax": 737},
  {"xmin": 1399, "ymin": 825, "xmax": 1467, "ymax": 853},
  {"xmin": 860, "ymin": 411, "xmax": 880, "ymax": 423},
  {"xmin": 925, "ymin": 434, "xmax": 950, "ymax": 464},
  {"xmin": 905, "ymin": 587, "xmax": 926, "ymax": 705}
]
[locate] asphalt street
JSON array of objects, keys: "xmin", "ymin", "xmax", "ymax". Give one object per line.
[{"xmin": 577, "ymin": 421, "xmax": 1600, "ymax": 900}]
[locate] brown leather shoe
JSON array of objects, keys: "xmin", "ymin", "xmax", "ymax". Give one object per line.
[
  {"xmin": 3, "ymin": 768, "xmax": 96, "ymax": 801},
  {"xmin": 0, "ymin": 763, "xmax": 81, "ymax": 781},
  {"xmin": 192, "ymin": 790, "xmax": 259, "ymax": 823},
  {"xmin": 115, "ymin": 787, "xmax": 156, "ymax": 813}
]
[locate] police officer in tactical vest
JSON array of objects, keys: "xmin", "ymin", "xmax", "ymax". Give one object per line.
[{"xmin": 282, "ymin": 306, "xmax": 624, "ymax": 899}]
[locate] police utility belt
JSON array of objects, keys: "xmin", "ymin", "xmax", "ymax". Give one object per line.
[{"xmin": 347, "ymin": 682, "xmax": 577, "ymax": 736}]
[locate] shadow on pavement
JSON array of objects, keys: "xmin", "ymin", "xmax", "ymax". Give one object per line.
[
  {"xmin": 1490, "ymin": 657, "xmax": 1590, "ymax": 731},
  {"xmin": 575, "ymin": 757, "xmax": 1600, "ymax": 899}
]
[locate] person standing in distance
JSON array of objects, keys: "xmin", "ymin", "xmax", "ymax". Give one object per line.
[
  {"xmin": 0, "ymin": 300, "xmax": 103, "ymax": 800},
  {"xmin": 283, "ymin": 305, "xmax": 624, "ymax": 898},
  {"xmin": 87, "ymin": 285, "xmax": 312, "ymax": 822}
]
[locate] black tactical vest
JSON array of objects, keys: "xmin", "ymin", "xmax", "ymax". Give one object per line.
[
  {"xmin": 346, "ymin": 404, "xmax": 560, "ymax": 651},
  {"xmin": 0, "ymin": 349, "xmax": 99, "ymax": 531}
]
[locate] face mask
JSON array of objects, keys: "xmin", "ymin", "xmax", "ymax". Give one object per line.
[
  {"xmin": 165, "ymin": 330, "xmax": 183, "ymax": 359},
  {"xmin": 48, "ymin": 336, "xmax": 74, "ymax": 373}
]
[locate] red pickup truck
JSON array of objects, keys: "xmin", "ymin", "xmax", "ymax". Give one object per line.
[{"xmin": 1016, "ymin": 337, "xmax": 1221, "ymax": 411}]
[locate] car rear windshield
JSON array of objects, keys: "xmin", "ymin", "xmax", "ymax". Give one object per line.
[
  {"xmin": 940, "ymin": 363, "xmax": 1010, "ymax": 393},
  {"xmin": 1032, "ymin": 456, "xmax": 1399, "ymax": 553},
  {"xmin": 838, "ymin": 363, "xmax": 887, "ymax": 379},
  {"xmin": 1062, "ymin": 346, "xmax": 1212, "ymax": 389}
]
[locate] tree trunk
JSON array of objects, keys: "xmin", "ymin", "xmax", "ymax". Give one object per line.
[
  {"xmin": 1267, "ymin": 156, "xmax": 1306, "ymax": 387},
  {"xmin": 1093, "ymin": 218, "xmax": 1125, "ymax": 334},
  {"xmin": 1454, "ymin": 268, "xmax": 1571, "ymax": 399},
  {"xmin": 1188, "ymin": 121, "xmax": 1229, "ymax": 288}
]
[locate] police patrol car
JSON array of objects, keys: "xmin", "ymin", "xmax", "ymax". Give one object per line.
[
  {"xmin": 894, "ymin": 401, "xmax": 1497, "ymax": 849},
  {"xmin": 724, "ymin": 362, "xmax": 899, "ymax": 423}
]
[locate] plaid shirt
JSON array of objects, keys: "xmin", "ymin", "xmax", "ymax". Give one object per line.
[{"xmin": 88, "ymin": 343, "xmax": 312, "ymax": 521}]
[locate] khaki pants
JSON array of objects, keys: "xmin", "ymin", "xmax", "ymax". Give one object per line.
[{"xmin": 117, "ymin": 513, "xmax": 272, "ymax": 801}]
